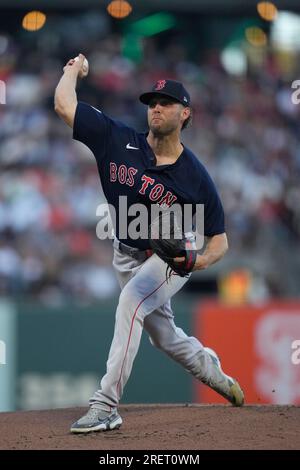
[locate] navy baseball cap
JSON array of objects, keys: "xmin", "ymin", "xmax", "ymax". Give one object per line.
[{"xmin": 139, "ymin": 79, "xmax": 190, "ymax": 107}]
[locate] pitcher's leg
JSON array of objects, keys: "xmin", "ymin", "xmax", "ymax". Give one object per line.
[
  {"xmin": 144, "ymin": 305, "xmax": 244, "ymax": 406},
  {"xmin": 89, "ymin": 288, "xmax": 144, "ymax": 409},
  {"xmin": 70, "ymin": 248, "xmax": 143, "ymax": 432},
  {"xmin": 90, "ymin": 254, "xmax": 189, "ymax": 409},
  {"xmin": 144, "ymin": 307, "xmax": 214, "ymax": 379},
  {"xmin": 144, "ymin": 302, "xmax": 204, "ymax": 371}
]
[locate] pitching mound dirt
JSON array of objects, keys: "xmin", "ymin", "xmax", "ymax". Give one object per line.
[{"xmin": 0, "ymin": 404, "xmax": 299, "ymax": 450}]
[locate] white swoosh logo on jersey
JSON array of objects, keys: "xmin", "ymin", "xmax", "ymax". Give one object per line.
[{"xmin": 126, "ymin": 143, "xmax": 139, "ymax": 150}]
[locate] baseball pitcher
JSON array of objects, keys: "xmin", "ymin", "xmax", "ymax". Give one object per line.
[{"xmin": 54, "ymin": 54, "xmax": 244, "ymax": 434}]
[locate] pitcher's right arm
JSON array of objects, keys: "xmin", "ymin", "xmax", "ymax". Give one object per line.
[{"xmin": 54, "ymin": 54, "xmax": 88, "ymax": 128}]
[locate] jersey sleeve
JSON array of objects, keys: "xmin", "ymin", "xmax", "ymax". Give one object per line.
[
  {"xmin": 73, "ymin": 101, "xmax": 110, "ymax": 161},
  {"xmin": 202, "ymin": 172, "xmax": 225, "ymax": 237}
]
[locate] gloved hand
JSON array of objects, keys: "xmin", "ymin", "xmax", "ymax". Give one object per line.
[{"xmin": 149, "ymin": 211, "xmax": 198, "ymax": 278}]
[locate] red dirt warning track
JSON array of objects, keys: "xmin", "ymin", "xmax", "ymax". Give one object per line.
[{"xmin": 0, "ymin": 404, "xmax": 299, "ymax": 450}]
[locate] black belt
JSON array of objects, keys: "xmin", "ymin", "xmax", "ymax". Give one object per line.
[{"xmin": 113, "ymin": 239, "xmax": 153, "ymax": 262}]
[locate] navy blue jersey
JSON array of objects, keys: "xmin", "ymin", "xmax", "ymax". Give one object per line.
[{"xmin": 73, "ymin": 102, "xmax": 225, "ymax": 249}]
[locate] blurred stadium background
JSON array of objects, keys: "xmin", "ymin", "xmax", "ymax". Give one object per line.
[{"xmin": 0, "ymin": 0, "xmax": 300, "ymax": 411}]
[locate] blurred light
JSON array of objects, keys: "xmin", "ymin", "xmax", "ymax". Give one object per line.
[
  {"xmin": 22, "ymin": 11, "xmax": 46, "ymax": 31},
  {"xmin": 271, "ymin": 11, "xmax": 300, "ymax": 51},
  {"xmin": 122, "ymin": 34, "xmax": 143, "ymax": 63},
  {"xmin": 128, "ymin": 13, "xmax": 176, "ymax": 37},
  {"xmin": 245, "ymin": 26, "xmax": 267, "ymax": 47},
  {"xmin": 107, "ymin": 1, "xmax": 132, "ymax": 19},
  {"xmin": 221, "ymin": 46, "xmax": 247, "ymax": 76},
  {"xmin": 257, "ymin": 2, "xmax": 278, "ymax": 22},
  {"xmin": 219, "ymin": 270, "xmax": 252, "ymax": 305}
]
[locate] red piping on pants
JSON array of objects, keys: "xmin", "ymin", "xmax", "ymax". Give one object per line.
[{"xmin": 116, "ymin": 278, "xmax": 168, "ymax": 398}]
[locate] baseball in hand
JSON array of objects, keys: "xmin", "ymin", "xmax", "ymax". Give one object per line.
[{"xmin": 74, "ymin": 56, "xmax": 89, "ymax": 78}]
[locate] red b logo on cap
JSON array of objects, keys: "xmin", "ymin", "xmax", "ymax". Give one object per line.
[{"xmin": 155, "ymin": 80, "xmax": 166, "ymax": 91}]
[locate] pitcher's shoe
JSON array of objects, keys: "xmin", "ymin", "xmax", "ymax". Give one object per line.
[
  {"xmin": 70, "ymin": 407, "xmax": 122, "ymax": 433},
  {"xmin": 203, "ymin": 347, "xmax": 244, "ymax": 407}
]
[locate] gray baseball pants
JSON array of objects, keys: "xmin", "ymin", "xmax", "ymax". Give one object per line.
[{"xmin": 89, "ymin": 241, "xmax": 211, "ymax": 411}]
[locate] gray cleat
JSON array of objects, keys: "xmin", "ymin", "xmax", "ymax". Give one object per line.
[
  {"xmin": 70, "ymin": 407, "xmax": 122, "ymax": 434},
  {"xmin": 203, "ymin": 347, "xmax": 245, "ymax": 407}
]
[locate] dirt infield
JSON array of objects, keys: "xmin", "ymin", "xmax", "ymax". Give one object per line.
[{"xmin": 0, "ymin": 404, "xmax": 299, "ymax": 450}]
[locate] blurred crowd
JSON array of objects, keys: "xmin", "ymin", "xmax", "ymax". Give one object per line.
[{"xmin": 0, "ymin": 12, "xmax": 300, "ymax": 303}]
